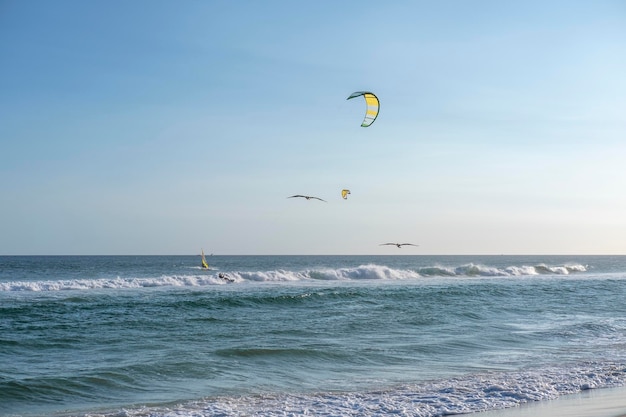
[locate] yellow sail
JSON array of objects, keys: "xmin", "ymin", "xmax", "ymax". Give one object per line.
[{"xmin": 201, "ymin": 249, "xmax": 209, "ymax": 269}]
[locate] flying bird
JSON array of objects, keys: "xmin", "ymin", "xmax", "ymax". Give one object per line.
[
  {"xmin": 380, "ymin": 243, "xmax": 419, "ymax": 248},
  {"xmin": 288, "ymin": 195, "xmax": 327, "ymax": 202}
]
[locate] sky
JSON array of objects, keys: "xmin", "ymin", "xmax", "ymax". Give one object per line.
[{"xmin": 1, "ymin": 0, "xmax": 625, "ymax": 255}]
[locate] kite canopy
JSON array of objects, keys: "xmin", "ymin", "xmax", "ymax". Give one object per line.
[
  {"xmin": 341, "ymin": 189, "xmax": 351, "ymax": 199},
  {"xmin": 347, "ymin": 91, "xmax": 379, "ymax": 127}
]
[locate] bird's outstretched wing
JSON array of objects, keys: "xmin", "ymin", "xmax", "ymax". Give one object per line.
[
  {"xmin": 288, "ymin": 195, "xmax": 327, "ymax": 202},
  {"xmin": 379, "ymin": 243, "xmax": 419, "ymax": 248}
]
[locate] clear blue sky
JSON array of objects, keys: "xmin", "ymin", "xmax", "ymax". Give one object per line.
[{"xmin": 1, "ymin": 0, "xmax": 625, "ymax": 255}]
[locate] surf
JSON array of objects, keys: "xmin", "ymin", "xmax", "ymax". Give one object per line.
[{"xmin": 0, "ymin": 262, "xmax": 591, "ymax": 292}]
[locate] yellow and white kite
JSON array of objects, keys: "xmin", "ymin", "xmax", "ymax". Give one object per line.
[
  {"xmin": 341, "ymin": 189, "xmax": 351, "ymax": 200},
  {"xmin": 347, "ymin": 91, "xmax": 379, "ymax": 127}
]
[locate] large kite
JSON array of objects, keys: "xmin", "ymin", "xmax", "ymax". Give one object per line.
[{"xmin": 347, "ymin": 91, "xmax": 379, "ymax": 127}]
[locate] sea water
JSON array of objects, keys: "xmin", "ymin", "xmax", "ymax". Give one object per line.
[{"xmin": 1, "ymin": 255, "xmax": 625, "ymax": 416}]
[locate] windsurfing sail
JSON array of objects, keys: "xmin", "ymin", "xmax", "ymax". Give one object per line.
[
  {"xmin": 341, "ymin": 189, "xmax": 351, "ymax": 199},
  {"xmin": 201, "ymin": 249, "xmax": 209, "ymax": 269},
  {"xmin": 347, "ymin": 91, "xmax": 379, "ymax": 127}
]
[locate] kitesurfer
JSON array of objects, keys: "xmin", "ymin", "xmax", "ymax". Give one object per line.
[{"xmin": 219, "ymin": 273, "xmax": 234, "ymax": 282}]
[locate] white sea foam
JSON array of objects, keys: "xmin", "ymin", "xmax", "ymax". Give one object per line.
[
  {"xmin": 0, "ymin": 263, "xmax": 588, "ymax": 292},
  {"xmin": 308, "ymin": 264, "xmax": 421, "ymax": 281},
  {"xmin": 417, "ymin": 263, "xmax": 588, "ymax": 277},
  {"xmin": 0, "ymin": 275, "xmax": 228, "ymax": 292},
  {"xmin": 91, "ymin": 362, "xmax": 625, "ymax": 417}
]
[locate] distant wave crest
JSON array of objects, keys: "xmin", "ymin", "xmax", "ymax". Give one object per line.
[
  {"xmin": 417, "ymin": 262, "xmax": 588, "ymax": 277},
  {"xmin": 0, "ymin": 263, "xmax": 588, "ymax": 292}
]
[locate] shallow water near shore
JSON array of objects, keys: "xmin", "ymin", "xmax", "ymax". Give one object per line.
[
  {"xmin": 1, "ymin": 255, "xmax": 625, "ymax": 416},
  {"xmin": 476, "ymin": 385, "xmax": 626, "ymax": 417}
]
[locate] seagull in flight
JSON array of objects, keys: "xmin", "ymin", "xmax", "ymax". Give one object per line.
[
  {"xmin": 380, "ymin": 243, "xmax": 419, "ymax": 248},
  {"xmin": 288, "ymin": 195, "xmax": 327, "ymax": 202}
]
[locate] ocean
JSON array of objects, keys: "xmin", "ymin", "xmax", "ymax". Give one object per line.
[{"xmin": 1, "ymin": 255, "xmax": 625, "ymax": 417}]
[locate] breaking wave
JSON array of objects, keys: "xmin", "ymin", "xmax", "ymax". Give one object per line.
[
  {"xmin": 0, "ymin": 263, "xmax": 588, "ymax": 292},
  {"xmin": 88, "ymin": 362, "xmax": 626, "ymax": 417},
  {"xmin": 417, "ymin": 262, "xmax": 588, "ymax": 277}
]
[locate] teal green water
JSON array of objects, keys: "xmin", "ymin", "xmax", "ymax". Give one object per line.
[{"xmin": 1, "ymin": 255, "xmax": 625, "ymax": 416}]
